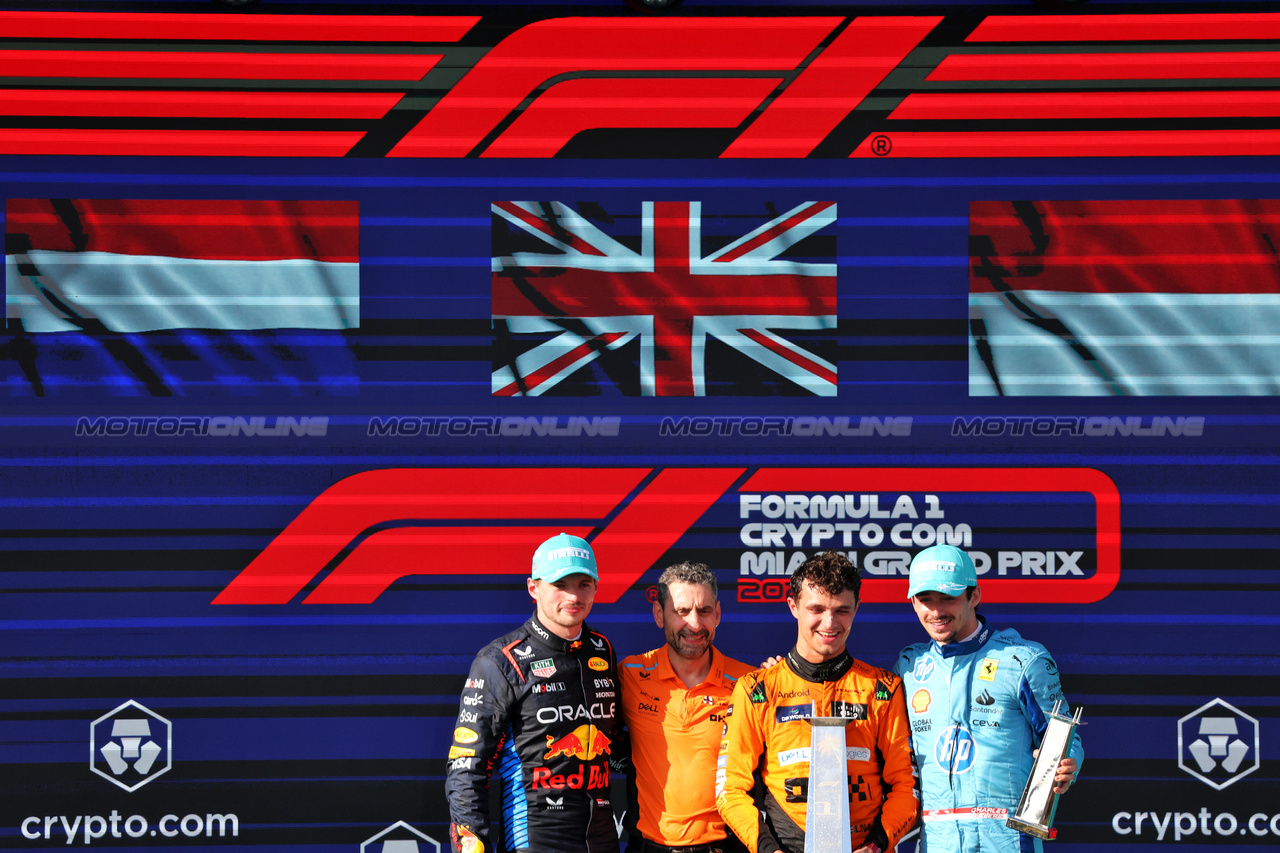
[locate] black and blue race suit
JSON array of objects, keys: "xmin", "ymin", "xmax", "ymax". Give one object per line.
[{"xmin": 445, "ymin": 615, "xmax": 620, "ymax": 853}]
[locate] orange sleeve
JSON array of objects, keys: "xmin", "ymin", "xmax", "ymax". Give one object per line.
[
  {"xmin": 716, "ymin": 672, "xmax": 764, "ymax": 851},
  {"xmin": 875, "ymin": 675, "xmax": 920, "ymax": 849}
]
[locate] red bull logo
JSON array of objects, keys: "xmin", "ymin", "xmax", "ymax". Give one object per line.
[
  {"xmin": 531, "ymin": 762, "xmax": 611, "ymax": 791},
  {"xmin": 543, "ymin": 724, "xmax": 612, "ymax": 761}
]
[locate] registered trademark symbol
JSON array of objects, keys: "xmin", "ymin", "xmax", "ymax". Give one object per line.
[
  {"xmin": 870, "ymin": 135, "xmax": 893, "ymax": 156},
  {"xmin": 645, "ymin": 585, "xmax": 659, "ymax": 602}
]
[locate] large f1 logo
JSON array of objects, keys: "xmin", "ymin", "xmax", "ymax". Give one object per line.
[
  {"xmin": 211, "ymin": 467, "xmax": 744, "ymax": 605},
  {"xmin": 387, "ymin": 17, "xmax": 941, "ymax": 159},
  {"xmin": 214, "ymin": 465, "xmax": 1120, "ymax": 606}
]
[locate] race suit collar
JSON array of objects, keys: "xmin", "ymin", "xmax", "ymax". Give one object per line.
[
  {"xmin": 936, "ymin": 615, "xmax": 992, "ymax": 659},
  {"xmin": 525, "ymin": 614, "xmax": 589, "ymax": 654},
  {"xmin": 785, "ymin": 646, "xmax": 854, "ymax": 683}
]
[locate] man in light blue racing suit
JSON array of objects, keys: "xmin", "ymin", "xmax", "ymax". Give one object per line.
[{"xmin": 894, "ymin": 545, "xmax": 1082, "ymax": 852}]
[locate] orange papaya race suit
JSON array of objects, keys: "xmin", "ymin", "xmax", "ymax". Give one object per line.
[{"xmin": 715, "ymin": 648, "xmax": 919, "ymax": 853}]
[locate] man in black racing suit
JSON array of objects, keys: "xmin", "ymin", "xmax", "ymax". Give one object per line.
[{"xmin": 446, "ymin": 533, "xmax": 620, "ymax": 853}]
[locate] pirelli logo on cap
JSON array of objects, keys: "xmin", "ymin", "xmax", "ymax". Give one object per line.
[{"xmin": 545, "ymin": 547, "xmax": 591, "ymax": 561}]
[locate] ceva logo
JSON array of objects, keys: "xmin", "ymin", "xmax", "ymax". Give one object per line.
[
  {"xmin": 1178, "ymin": 698, "xmax": 1260, "ymax": 790},
  {"xmin": 90, "ymin": 700, "xmax": 172, "ymax": 792}
]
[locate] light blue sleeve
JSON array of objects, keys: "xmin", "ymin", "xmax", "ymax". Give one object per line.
[{"xmin": 1017, "ymin": 649, "xmax": 1084, "ymax": 773}]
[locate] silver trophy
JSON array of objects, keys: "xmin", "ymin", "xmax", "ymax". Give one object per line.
[
  {"xmin": 804, "ymin": 717, "xmax": 852, "ymax": 853},
  {"xmin": 1006, "ymin": 700, "xmax": 1084, "ymax": 840}
]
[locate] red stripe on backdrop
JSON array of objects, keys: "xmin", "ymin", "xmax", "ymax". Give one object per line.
[
  {"xmin": 891, "ymin": 91, "xmax": 1280, "ymax": 121},
  {"xmin": 969, "ymin": 199, "xmax": 1280, "ymax": 294},
  {"xmin": 0, "ymin": 12, "xmax": 479, "ymax": 42},
  {"xmin": 7, "ymin": 199, "xmax": 360, "ymax": 262},
  {"xmin": 966, "ymin": 13, "xmax": 1280, "ymax": 43},
  {"xmin": 591, "ymin": 467, "xmax": 746, "ymax": 603},
  {"xmin": 0, "ymin": 89, "xmax": 401, "ymax": 119},
  {"xmin": 480, "ymin": 78, "xmax": 781, "ymax": 158},
  {"xmin": 0, "ymin": 50, "xmax": 443, "ymax": 81},
  {"xmin": 0, "ymin": 129, "xmax": 362, "ymax": 157},
  {"xmin": 927, "ymin": 52, "xmax": 1280, "ymax": 82},
  {"xmin": 720, "ymin": 16, "xmax": 942, "ymax": 159},
  {"xmin": 301, "ymin": 526, "xmax": 599, "ymax": 605},
  {"xmin": 851, "ymin": 129, "xmax": 1280, "ymax": 159}
]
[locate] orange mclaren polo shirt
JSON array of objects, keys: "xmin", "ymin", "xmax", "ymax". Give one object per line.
[{"xmin": 620, "ymin": 646, "xmax": 756, "ymax": 848}]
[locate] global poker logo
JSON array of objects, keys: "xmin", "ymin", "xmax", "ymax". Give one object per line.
[
  {"xmin": 90, "ymin": 700, "xmax": 172, "ymax": 792},
  {"xmin": 1178, "ymin": 698, "xmax": 1260, "ymax": 790}
]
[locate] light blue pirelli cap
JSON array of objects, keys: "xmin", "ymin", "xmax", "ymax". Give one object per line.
[
  {"xmin": 531, "ymin": 533, "xmax": 598, "ymax": 583},
  {"xmin": 907, "ymin": 544, "xmax": 977, "ymax": 598}
]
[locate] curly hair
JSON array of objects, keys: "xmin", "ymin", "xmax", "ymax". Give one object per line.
[
  {"xmin": 789, "ymin": 551, "xmax": 861, "ymax": 602},
  {"xmin": 655, "ymin": 561, "xmax": 718, "ymax": 607}
]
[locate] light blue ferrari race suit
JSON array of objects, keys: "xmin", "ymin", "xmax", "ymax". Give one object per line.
[{"xmin": 894, "ymin": 618, "xmax": 1083, "ymax": 853}]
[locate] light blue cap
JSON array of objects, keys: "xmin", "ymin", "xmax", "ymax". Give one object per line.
[
  {"xmin": 908, "ymin": 544, "xmax": 976, "ymax": 598},
  {"xmin": 531, "ymin": 533, "xmax": 598, "ymax": 583}
]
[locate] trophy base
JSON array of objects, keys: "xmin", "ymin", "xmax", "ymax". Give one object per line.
[{"xmin": 1005, "ymin": 818, "xmax": 1058, "ymax": 841}]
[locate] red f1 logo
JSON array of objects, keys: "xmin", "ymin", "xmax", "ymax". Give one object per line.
[
  {"xmin": 211, "ymin": 467, "xmax": 745, "ymax": 605},
  {"xmin": 214, "ymin": 466, "xmax": 1119, "ymax": 605}
]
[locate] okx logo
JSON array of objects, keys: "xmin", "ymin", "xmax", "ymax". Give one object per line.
[
  {"xmin": 90, "ymin": 701, "xmax": 172, "ymax": 792},
  {"xmin": 1178, "ymin": 698, "xmax": 1260, "ymax": 790}
]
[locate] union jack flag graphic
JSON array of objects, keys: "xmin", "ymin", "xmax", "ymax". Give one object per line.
[{"xmin": 491, "ymin": 201, "xmax": 837, "ymax": 396}]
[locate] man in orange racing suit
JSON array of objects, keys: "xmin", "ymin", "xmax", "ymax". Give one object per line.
[{"xmin": 716, "ymin": 552, "xmax": 917, "ymax": 853}]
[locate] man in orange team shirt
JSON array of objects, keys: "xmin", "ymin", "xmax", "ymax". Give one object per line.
[
  {"xmin": 620, "ymin": 562, "xmax": 754, "ymax": 853},
  {"xmin": 716, "ymin": 551, "xmax": 917, "ymax": 853}
]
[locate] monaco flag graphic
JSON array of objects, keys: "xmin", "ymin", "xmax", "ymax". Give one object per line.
[
  {"xmin": 491, "ymin": 201, "xmax": 837, "ymax": 396},
  {"xmin": 970, "ymin": 199, "xmax": 1280, "ymax": 396},
  {"xmin": 6, "ymin": 199, "xmax": 359, "ymax": 334}
]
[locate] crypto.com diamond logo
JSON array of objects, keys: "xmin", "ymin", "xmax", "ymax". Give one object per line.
[
  {"xmin": 90, "ymin": 700, "xmax": 172, "ymax": 792},
  {"xmin": 360, "ymin": 821, "xmax": 440, "ymax": 853},
  {"xmin": 1178, "ymin": 698, "xmax": 1259, "ymax": 790}
]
